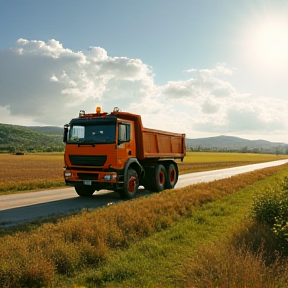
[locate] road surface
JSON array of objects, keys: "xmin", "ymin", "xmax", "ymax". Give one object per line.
[{"xmin": 1, "ymin": 159, "xmax": 288, "ymax": 227}]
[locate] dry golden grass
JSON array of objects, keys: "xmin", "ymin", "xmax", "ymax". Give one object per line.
[
  {"xmin": 0, "ymin": 153, "xmax": 64, "ymax": 194},
  {"xmin": 184, "ymin": 240, "xmax": 288, "ymax": 288},
  {"xmin": 184, "ymin": 219, "xmax": 288, "ymax": 288},
  {"xmin": 0, "ymin": 164, "xmax": 286, "ymax": 288}
]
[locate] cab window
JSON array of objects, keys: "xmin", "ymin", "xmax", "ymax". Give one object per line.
[{"xmin": 118, "ymin": 123, "xmax": 131, "ymax": 143}]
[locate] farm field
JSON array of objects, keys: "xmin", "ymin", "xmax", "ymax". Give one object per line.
[
  {"xmin": 178, "ymin": 151, "xmax": 288, "ymax": 173},
  {"xmin": 1, "ymin": 163, "xmax": 288, "ymax": 287},
  {"xmin": 0, "ymin": 153, "xmax": 65, "ymax": 195},
  {"xmin": 0, "ymin": 152, "xmax": 287, "ymax": 195}
]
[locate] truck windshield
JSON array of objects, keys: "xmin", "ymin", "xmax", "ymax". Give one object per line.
[{"xmin": 68, "ymin": 123, "xmax": 116, "ymax": 144}]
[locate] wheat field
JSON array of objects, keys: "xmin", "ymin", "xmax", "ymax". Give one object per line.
[{"xmin": 0, "ymin": 153, "xmax": 64, "ymax": 194}]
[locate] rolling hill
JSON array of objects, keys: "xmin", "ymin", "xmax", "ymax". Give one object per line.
[
  {"xmin": 186, "ymin": 135, "xmax": 288, "ymax": 153},
  {"xmin": 0, "ymin": 123, "xmax": 287, "ymax": 154},
  {"xmin": 26, "ymin": 126, "xmax": 63, "ymax": 135},
  {"xmin": 0, "ymin": 124, "xmax": 64, "ymax": 153}
]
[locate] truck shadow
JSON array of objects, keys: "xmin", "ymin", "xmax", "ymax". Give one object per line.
[{"xmin": 0, "ymin": 189, "xmax": 151, "ymax": 228}]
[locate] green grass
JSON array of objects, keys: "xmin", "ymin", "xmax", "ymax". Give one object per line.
[
  {"xmin": 78, "ymin": 167, "xmax": 288, "ymax": 288},
  {"xmin": 1, "ymin": 162, "xmax": 288, "ymax": 287}
]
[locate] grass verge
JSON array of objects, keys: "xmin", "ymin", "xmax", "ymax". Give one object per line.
[
  {"xmin": 1, "ymin": 164, "xmax": 288, "ymax": 287},
  {"xmin": 77, "ymin": 165, "xmax": 288, "ymax": 288}
]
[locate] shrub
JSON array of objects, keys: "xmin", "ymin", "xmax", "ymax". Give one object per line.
[
  {"xmin": 252, "ymin": 177, "xmax": 288, "ymax": 244},
  {"xmin": 252, "ymin": 186, "xmax": 282, "ymax": 225},
  {"xmin": 272, "ymin": 177, "xmax": 288, "ymax": 243}
]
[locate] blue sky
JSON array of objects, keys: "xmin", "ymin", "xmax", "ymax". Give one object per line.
[{"xmin": 0, "ymin": 0, "xmax": 288, "ymax": 142}]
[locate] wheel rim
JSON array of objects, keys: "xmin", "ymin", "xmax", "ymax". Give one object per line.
[
  {"xmin": 127, "ymin": 176, "xmax": 136, "ymax": 193},
  {"xmin": 158, "ymin": 171, "xmax": 165, "ymax": 185},
  {"xmin": 169, "ymin": 168, "xmax": 176, "ymax": 184}
]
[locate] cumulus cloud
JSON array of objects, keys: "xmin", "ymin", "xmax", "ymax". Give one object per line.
[
  {"xmin": 0, "ymin": 39, "xmax": 287, "ymax": 142},
  {"xmin": 0, "ymin": 39, "xmax": 153, "ymax": 125},
  {"xmin": 164, "ymin": 64, "xmax": 236, "ymax": 100}
]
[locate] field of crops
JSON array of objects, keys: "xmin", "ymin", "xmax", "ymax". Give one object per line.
[
  {"xmin": 178, "ymin": 152, "xmax": 288, "ymax": 173},
  {"xmin": 0, "ymin": 152, "xmax": 287, "ymax": 195},
  {"xmin": 0, "ymin": 153, "xmax": 64, "ymax": 194}
]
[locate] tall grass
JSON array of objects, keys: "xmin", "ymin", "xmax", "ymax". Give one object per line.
[
  {"xmin": 83, "ymin": 167, "xmax": 288, "ymax": 288},
  {"xmin": 0, "ymin": 164, "xmax": 287, "ymax": 288},
  {"xmin": 184, "ymin": 236, "xmax": 288, "ymax": 288}
]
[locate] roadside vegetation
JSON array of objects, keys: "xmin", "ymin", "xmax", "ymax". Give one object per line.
[
  {"xmin": 252, "ymin": 175, "xmax": 288, "ymax": 246},
  {"xmin": 1, "ymin": 152, "xmax": 287, "ymax": 195},
  {"xmin": 1, "ymin": 164, "xmax": 288, "ymax": 287}
]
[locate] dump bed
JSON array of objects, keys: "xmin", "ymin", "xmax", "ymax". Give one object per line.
[
  {"xmin": 141, "ymin": 128, "xmax": 186, "ymax": 160},
  {"xmin": 114, "ymin": 111, "xmax": 186, "ymax": 161}
]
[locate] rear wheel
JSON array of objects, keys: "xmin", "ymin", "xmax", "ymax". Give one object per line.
[
  {"xmin": 165, "ymin": 163, "xmax": 178, "ymax": 189},
  {"xmin": 75, "ymin": 185, "xmax": 95, "ymax": 197},
  {"xmin": 143, "ymin": 164, "xmax": 167, "ymax": 192},
  {"xmin": 119, "ymin": 168, "xmax": 139, "ymax": 199},
  {"xmin": 155, "ymin": 164, "xmax": 166, "ymax": 192}
]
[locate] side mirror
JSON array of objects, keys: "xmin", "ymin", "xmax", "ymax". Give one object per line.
[{"xmin": 63, "ymin": 124, "xmax": 69, "ymax": 143}]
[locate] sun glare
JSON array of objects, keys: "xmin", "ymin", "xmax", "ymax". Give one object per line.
[{"xmin": 244, "ymin": 13, "xmax": 288, "ymax": 69}]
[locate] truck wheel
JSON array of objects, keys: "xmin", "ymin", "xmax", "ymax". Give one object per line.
[
  {"xmin": 75, "ymin": 185, "xmax": 95, "ymax": 197},
  {"xmin": 143, "ymin": 165, "xmax": 167, "ymax": 192},
  {"xmin": 120, "ymin": 168, "xmax": 139, "ymax": 199},
  {"xmin": 154, "ymin": 164, "xmax": 167, "ymax": 192},
  {"xmin": 165, "ymin": 163, "xmax": 178, "ymax": 189}
]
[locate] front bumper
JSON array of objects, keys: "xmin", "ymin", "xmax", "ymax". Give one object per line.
[{"xmin": 63, "ymin": 168, "xmax": 124, "ymax": 190}]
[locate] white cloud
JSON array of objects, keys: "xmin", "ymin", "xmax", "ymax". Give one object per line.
[
  {"xmin": 0, "ymin": 39, "xmax": 287, "ymax": 142},
  {"xmin": 165, "ymin": 65, "xmax": 236, "ymax": 100},
  {"xmin": 201, "ymin": 99, "xmax": 219, "ymax": 114},
  {"xmin": 0, "ymin": 39, "xmax": 152, "ymax": 125}
]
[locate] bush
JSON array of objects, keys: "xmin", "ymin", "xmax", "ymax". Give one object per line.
[
  {"xmin": 252, "ymin": 186, "xmax": 282, "ymax": 226},
  {"xmin": 272, "ymin": 177, "xmax": 288, "ymax": 242},
  {"xmin": 252, "ymin": 177, "xmax": 288, "ymax": 243}
]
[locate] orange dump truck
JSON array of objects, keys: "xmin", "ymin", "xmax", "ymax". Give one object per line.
[{"xmin": 63, "ymin": 107, "xmax": 186, "ymax": 199}]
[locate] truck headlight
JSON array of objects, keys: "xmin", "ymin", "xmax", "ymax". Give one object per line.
[
  {"xmin": 64, "ymin": 171, "xmax": 72, "ymax": 177},
  {"xmin": 103, "ymin": 174, "xmax": 117, "ymax": 180}
]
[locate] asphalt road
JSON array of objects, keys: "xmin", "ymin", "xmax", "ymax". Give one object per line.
[{"xmin": 1, "ymin": 159, "xmax": 288, "ymax": 227}]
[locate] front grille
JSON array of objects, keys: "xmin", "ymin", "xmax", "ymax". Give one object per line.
[
  {"xmin": 77, "ymin": 173, "xmax": 99, "ymax": 180},
  {"xmin": 69, "ymin": 155, "xmax": 107, "ymax": 166}
]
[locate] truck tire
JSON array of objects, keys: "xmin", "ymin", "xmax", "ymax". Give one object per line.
[
  {"xmin": 143, "ymin": 164, "xmax": 167, "ymax": 192},
  {"xmin": 165, "ymin": 163, "xmax": 178, "ymax": 189},
  {"xmin": 120, "ymin": 168, "xmax": 139, "ymax": 199},
  {"xmin": 75, "ymin": 185, "xmax": 95, "ymax": 197},
  {"xmin": 154, "ymin": 164, "xmax": 167, "ymax": 192}
]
